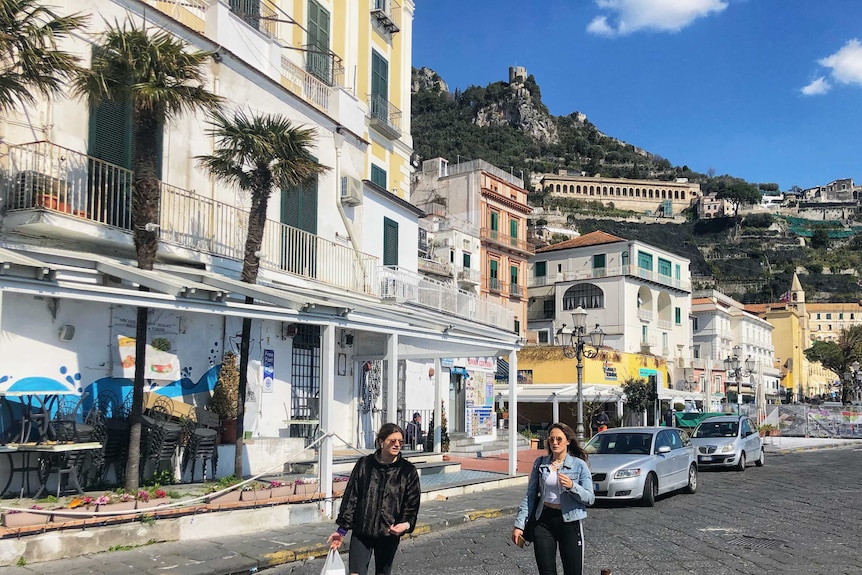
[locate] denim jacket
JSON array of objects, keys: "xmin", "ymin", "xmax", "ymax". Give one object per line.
[{"xmin": 514, "ymin": 453, "xmax": 595, "ymax": 529}]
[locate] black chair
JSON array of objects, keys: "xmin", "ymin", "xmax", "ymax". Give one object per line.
[{"xmin": 181, "ymin": 408, "xmax": 219, "ymax": 482}]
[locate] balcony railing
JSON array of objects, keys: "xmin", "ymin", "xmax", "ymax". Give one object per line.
[
  {"xmin": 637, "ymin": 309, "xmax": 654, "ymax": 322},
  {"xmin": 2, "ymin": 141, "xmax": 376, "ymax": 294},
  {"xmin": 142, "ymin": 0, "xmax": 207, "ymax": 33},
  {"xmin": 551, "ymin": 265, "xmax": 691, "ymax": 291},
  {"xmin": 227, "ymin": 0, "xmax": 278, "ymax": 39},
  {"xmin": 378, "ymin": 267, "xmax": 514, "ymax": 331},
  {"xmin": 509, "ymin": 283, "xmax": 523, "ymax": 298},
  {"xmin": 657, "ymin": 319, "xmax": 672, "ymax": 330},
  {"xmin": 488, "ymin": 277, "xmax": 503, "ymax": 293},
  {"xmin": 367, "ymin": 93, "xmax": 402, "ymax": 139},
  {"xmin": 417, "ymin": 257, "xmax": 452, "ymax": 277},
  {"xmin": 281, "ymin": 55, "xmax": 331, "ymax": 113},
  {"xmin": 370, "ymin": 0, "xmax": 401, "ymax": 34},
  {"xmin": 303, "ymin": 43, "xmax": 344, "ymax": 87},
  {"xmin": 480, "ymin": 228, "xmax": 535, "ymax": 255}
]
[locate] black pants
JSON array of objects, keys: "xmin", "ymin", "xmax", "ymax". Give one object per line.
[
  {"xmin": 348, "ymin": 533, "xmax": 401, "ymax": 575},
  {"xmin": 533, "ymin": 506, "xmax": 584, "ymax": 575}
]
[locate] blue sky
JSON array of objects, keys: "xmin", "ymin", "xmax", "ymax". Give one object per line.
[{"xmin": 412, "ymin": 0, "xmax": 862, "ymax": 191}]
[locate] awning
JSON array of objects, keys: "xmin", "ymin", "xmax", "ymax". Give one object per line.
[
  {"xmin": 0, "ymin": 246, "xmax": 55, "ymax": 280},
  {"xmin": 94, "ymin": 258, "xmax": 225, "ymax": 301}
]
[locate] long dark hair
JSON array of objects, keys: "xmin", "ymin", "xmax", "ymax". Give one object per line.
[
  {"xmin": 376, "ymin": 422, "xmax": 405, "ymax": 449},
  {"xmin": 545, "ymin": 422, "xmax": 587, "ymax": 461}
]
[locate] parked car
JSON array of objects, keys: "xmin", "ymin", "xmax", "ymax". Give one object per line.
[
  {"xmin": 584, "ymin": 427, "xmax": 698, "ymax": 507},
  {"xmin": 689, "ymin": 415, "xmax": 764, "ymax": 471}
]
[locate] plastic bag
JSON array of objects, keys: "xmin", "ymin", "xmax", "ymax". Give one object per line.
[{"xmin": 320, "ymin": 548, "xmax": 346, "ymax": 575}]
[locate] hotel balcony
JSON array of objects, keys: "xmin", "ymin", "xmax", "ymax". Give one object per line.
[
  {"xmin": 480, "ymin": 228, "xmax": 535, "ymax": 256},
  {"xmin": 141, "ymin": 0, "xmax": 343, "ymax": 116},
  {"xmin": 1, "ymin": 141, "xmax": 514, "ymax": 331},
  {"xmin": 550, "ymin": 265, "xmax": 691, "ymax": 292},
  {"xmin": 367, "ymin": 93, "xmax": 402, "ymax": 140}
]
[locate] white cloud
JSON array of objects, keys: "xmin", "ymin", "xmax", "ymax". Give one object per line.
[
  {"xmin": 818, "ymin": 38, "xmax": 862, "ymax": 86},
  {"xmin": 587, "ymin": 0, "xmax": 728, "ymax": 36},
  {"xmin": 800, "ymin": 77, "xmax": 831, "ymax": 96}
]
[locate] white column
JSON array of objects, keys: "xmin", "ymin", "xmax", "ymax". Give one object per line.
[
  {"xmin": 433, "ymin": 357, "xmax": 442, "ymax": 453},
  {"xmin": 386, "ymin": 334, "xmax": 398, "ymax": 425},
  {"xmin": 552, "ymin": 392, "xmax": 559, "ymax": 423},
  {"xmin": 319, "ymin": 324, "xmax": 335, "ymax": 516},
  {"xmin": 508, "ymin": 350, "xmax": 518, "ymax": 476}
]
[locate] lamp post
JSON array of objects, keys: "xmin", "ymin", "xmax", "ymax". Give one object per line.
[
  {"xmin": 557, "ymin": 306, "xmax": 606, "ymax": 440},
  {"xmin": 842, "ymin": 360, "xmax": 862, "ymax": 403},
  {"xmin": 723, "ymin": 345, "xmax": 755, "ymax": 414}
]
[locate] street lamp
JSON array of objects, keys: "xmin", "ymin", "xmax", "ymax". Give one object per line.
[
  {"xmin": 723, "ymin": 345, "xmax": 755, "ymax": 414},
  {"xmin": 842, "ymin": 360, "xmax": 862, "ymax": 403},
  {"xmin": 557, "ymin": 306, "xmax": 606, "ymax": 440}
]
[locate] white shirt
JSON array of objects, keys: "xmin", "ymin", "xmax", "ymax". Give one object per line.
[{"xmin": 543, "ymin": 468, "xmax": 562, "ymax": 505}]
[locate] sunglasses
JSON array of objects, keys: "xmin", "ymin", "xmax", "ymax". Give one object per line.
[
  {"xmin": 386, "ymin": 439, "xmax": 404, "ymax": 445},
  {"xmin": 548, "ymin": 436, "xmax": 567, "ymax": 444}
]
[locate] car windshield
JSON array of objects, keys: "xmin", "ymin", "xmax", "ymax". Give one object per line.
[
  {"xmin": 692, "ymin": 421, "xmax": 738, "ymax": 438},
  {"xmin": 585, "ymin": 432, "xmax": 653, "ymax": 455}
]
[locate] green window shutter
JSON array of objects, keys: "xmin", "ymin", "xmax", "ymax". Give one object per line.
[
  {"xmin": 280, "ymin": 173, "xmax": 318, "ymax": 234},
  {"xmin": 510, "ymin": 219, "xmax": 517, "ymax": 238},
  {"xmin": 489, "ymin": 259, "xmax": 498, "ymax": 278},
  {"xmin": 514, "ymin": 319, "xmax": 520, "ymax": 334},
  {"xmin": 371, "ymin": 50, "xmax": 388, "ymax": 97},
  {"xmin": 370, "ymin": 164, "xmax": 387, "ymax": 189},
  {"xmin": 463, "ymin": 252, "xmax": 471, "ymax": 268},
  {"xmin": 658, "ymin": 258, "xmax": 672, "ymax": 276},
  {"xmin": 675, "ymin": 264, "xmax": 681, "ymax": 280},
  {"xmin": 510, "ymin": 265, "xmax": 518, "ymax": 285},
  {"xmin": 592, "ymin": 254, "xmax": 605, "ymax": 269},
  {"xmin": 675, "ymin": 307, "xmax": 682, "ymax": 324},
  {"xmin": 383, "ymin": 217, "xmax": 398, "ymax": 266},
  {"xmin": 307, "ymin": 0, "xmax": 331, "ymax": 83},
  {"xmin": 638, "ymin": 251, "xmax": 653, "ymax": 270},
  {"xmin": 535, "ymin": 261, "xmax": 546, "ymax": 277},
  {"xmin": 88, "ymin": 98, "xmax": 133, "ymax": 169},
  {"xmin": 490, "ymin": 212, "xmax": 498, "ymax": 231}
]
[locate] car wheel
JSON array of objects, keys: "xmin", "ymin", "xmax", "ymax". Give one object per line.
[
  {"xmin": 684, "ymin": 464, "xmax": 698, "ymax": 494},
  {"xmin": 736, "ymin": 451, "xmax": 746, "ymax": 471},
  {"xmin": 755, "ymin": 448, "xmax": 765, "ymax": 467},
  {"xmin": 641, "ymin": 473, "xmax": 657, "ymax": 507}
]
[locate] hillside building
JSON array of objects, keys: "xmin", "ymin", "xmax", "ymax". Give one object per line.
[{"xmin": 540, "ymin": 173, "xmax": 701, "ymax": 217}]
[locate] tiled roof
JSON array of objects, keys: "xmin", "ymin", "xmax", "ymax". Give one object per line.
[{"xmin": 536, "ymin": 230, "xmax": 626, "ymax": 253}]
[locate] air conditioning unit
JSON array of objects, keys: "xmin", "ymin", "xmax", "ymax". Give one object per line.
[{"xmin": 340, "ymin": 176, "xmax": 363, "ymax": 206}]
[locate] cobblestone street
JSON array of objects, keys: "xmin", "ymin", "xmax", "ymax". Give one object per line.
[{"xmin": 273, "ymin": 447, "xmax": 862, "ymax": 575}]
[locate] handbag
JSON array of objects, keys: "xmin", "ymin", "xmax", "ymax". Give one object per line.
[
  {"xmin": 522, "ymin": 492, "xmax": 541, "ymax": 543},
  {"xmin": 320, "ymin": 548, "xmax": 346, "ymax": 575}
]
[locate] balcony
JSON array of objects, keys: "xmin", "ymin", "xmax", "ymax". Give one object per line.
[
  {"xmin": 367, "ymin": 93, "xmax": 402, "ymax": 139},
  {"xmin": 302, "ymin": 43, "xmax": 345, "ymax": 87},
  {"xmin": 2, "ymin": 141, "xmax": 376, "ymax": 295},
  {"xmin": 142, "ymin": 0, "xmax": 207, "ymax": 33},
  {"xmin": 488, "ymin": 277, "xmax": 504, "ymax": 294},
  {"xmin": 509, "ymin": 283, "xmax": 523, "ymax": 299},
  {"xmin": 370, "ymin": 0, "xmax": 401, "ymax": 34},
  {"xmin": 455, "ymin": 266, "xmax": 480, "ymax": 286},
  {"xmin": 280, "ymin": 57, "xmax": 332, "ymax": 113},
  {"xmin": 417, "ymin": 257, "xmax": 452, "ymax": 278},
  {"xmin": 657, "ymin": 319, "xmax": 672, "ymax": 330},
  {"xmin": 637, "ymin": 309, "xmax": 654, "ymax": 322},
  {"xmin": 480, "ymin": 228, "xmax": 535, "ymax": 256},
  {"xmin": 226, "ymin": 0, "xmax": 278, "ymax": 40},
  {"xmin": 378, "ymin": 267, "xmax": 514, "ymax": 331}
]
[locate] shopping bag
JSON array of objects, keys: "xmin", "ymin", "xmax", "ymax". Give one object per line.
[{"xmin": 320, "ymin": 548, "xmax": 346, "ymax": 575}]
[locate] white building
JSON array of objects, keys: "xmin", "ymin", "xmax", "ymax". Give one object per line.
[{"xmin": 527, "ymin": 231, "xmax": 692, "ymax": 383}]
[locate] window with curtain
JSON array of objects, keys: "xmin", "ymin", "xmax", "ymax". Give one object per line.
[{"xmin": 562, "ymin": 283, "xmax": 604, "ymax": 310}]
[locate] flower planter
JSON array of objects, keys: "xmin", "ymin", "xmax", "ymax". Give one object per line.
[
  {"xmin": 3, "ymin": 511, "xmax": 49, "ymax": 528},
  {"xmin": 136, "ymin": 497, "xmax": 172, "ymax": 511},
  {"xmin": 97, "ymin": 501, "xmax": 137, "ymax": 515},
  {"xmin": 270, "ymin": 486, "xmax": 294, "ymax": 499},
  {"xmin": 207, "ymin": 490, "xmax": 242, "ymax": 504},
  {"xmin": 293, "ymin": 482, "xmax": 319, "ymax": 497},
  {"xmin": 51, "ymin": 508, "xmax": 95, "ymax": 524},
  {"xmin": 241, "ymin": 489, "xmax": 272, "ymax": 502}
]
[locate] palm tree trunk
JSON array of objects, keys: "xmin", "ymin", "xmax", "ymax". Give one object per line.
[
  {"xmin": 235, "ymin": 185, "xmax": 269, "ymax": 478},
  {"xmin": 125, "ymin": 110, "xmax": 161, "ymax": 491}
]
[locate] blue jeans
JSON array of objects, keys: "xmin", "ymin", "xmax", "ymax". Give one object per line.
[{"xmin": 533, "ymin": 506, "xmax": 584, "ymax": 575}]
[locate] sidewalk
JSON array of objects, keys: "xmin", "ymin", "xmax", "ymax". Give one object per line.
[{"xmin": 2, "ymin": 438, "xmax": 859, "ymax": 574}]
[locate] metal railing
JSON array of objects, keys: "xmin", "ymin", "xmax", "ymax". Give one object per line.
[
  {"xmin": 227, "ymin": 0, "xmax": 278, "ymax": 39},
  {"xmin": 509, "ymin": 283, "xmax": 523, "ymax": 298},
  {"xmin": 367, "ymin": 93, "xmax": 402, "ymax": 136},
  {"xmin": 378, "ymin": 267, "xmax": 514, "ymax": 331},
  {"xmin": 281, "ymin": 55, "xmax": 331, "ymax": 113},
  {"xmin": 302, "ymin": 43, "xmax": 344, "ymax": 87},
  {"xmin": 142, "ymin": 0, "xmax": 207, "ymax": 33},
  {"xmin": 480, "ymin": 228, "xmax": 535, "ymax": 254}
]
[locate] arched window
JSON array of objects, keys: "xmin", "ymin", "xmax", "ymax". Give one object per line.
[
  {"xmin": 562, "ymin": 283, "xmax": 605, "ymax": 310},
  {"xmin": 556, "ymin": 184, "xmax": 561, "ymax": 193},
  {"xmin": 576, "ymin": 185, "xmax": 581, "ymax": 194},
  {"xmin": 681, "ymin": 191, "xmax": 686, "ymax": 200}
]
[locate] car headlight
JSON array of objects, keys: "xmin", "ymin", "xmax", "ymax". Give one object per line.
[
  {"xmin": 719, "ymin": 444, "xmax": 735, "ymax": 453},
  {"xmin": 614, "ymin": 468, "xmax": 641, "ymax": 479}
]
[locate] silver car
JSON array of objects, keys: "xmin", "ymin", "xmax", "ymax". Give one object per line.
[
  {"xmin": 689, "ymin": 415, "xmax": 764, "ymax": 470},
  {"xmin": 584, "ymin": 427, "xmax": 698, "ymax": 507}
]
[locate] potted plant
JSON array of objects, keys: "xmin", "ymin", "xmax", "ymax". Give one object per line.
[
  {"xmin": 521, "ymin": 429, "xmax": 540, "ymax": 450},
  {"xmin": 268, "ymin": 480, "xmax": 293, "ymax": 499},
  {"xmin": 136, "ymin": 488, "xmax": 171, "ymax": 510},
  {"xmin": 293, "ymin": 477, "xmax": 320, "ymax": 498},
  {"xmin": 241, "ymin": 481, "xmax": 271, "ymax": 502},
  {"xmin": 96, "ymin": 492, "xmax": 137, "ymax": 514},
  {"xmin": 210, "ymin": 351, "xmax": 239, "ymax": 444},
  {"xmin": 206, "ymin": 475, "xmax": 243, "ymax": 504},
  {"xmin": 439, "ymin": 402, "xmax": 451, "ymax": 460}
]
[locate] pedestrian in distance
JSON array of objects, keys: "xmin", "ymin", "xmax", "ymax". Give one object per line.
[
  {"xmin": 512, "ymin": 422, "xmax": 595, "ymax": 575},
  {"xmin": 327, "ymin": 422, "xmax": 421, "ymax": 575},
  {"xmin": 595, "ymin": 410, "xmax": 610, "ymax": 433},
  {"xmin": 405, "ymin": 412, "xmax": 423, "ymax": 449}
]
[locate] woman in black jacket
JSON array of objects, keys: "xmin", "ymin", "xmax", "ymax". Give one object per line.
[{"xmin": 328, "ymin": 423, "xmax": 421, "ymax": 575}]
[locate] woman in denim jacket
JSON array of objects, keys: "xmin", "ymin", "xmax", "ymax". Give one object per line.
[{"xmin": 512, "ymin": 422, "xmax": 595, "ymax": 575}]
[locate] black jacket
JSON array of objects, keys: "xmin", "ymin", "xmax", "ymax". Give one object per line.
[{"xmin": 336, "ymin": 451, "xmax": 421, "ymax": 538}]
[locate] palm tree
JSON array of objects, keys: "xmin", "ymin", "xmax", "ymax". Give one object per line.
[
  {"xmin": 198, "ymin": 108, "xmax": 326, "ymax": 478},
  {"xmin": 73, "ymin": 20, "xmax": 222, "ymax": 490},
  {"xmin": 0, "ymin": 0, "xmax": 87, "ymax": 112}
]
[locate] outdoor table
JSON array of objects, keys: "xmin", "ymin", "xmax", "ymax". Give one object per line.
[
  {"xmin": 0, "ymin": 442, "xmax": 102, "ymax": 498},
  {"xmin": 0, "ymin": 390, "xmax": 83, "ymax": 444}
]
